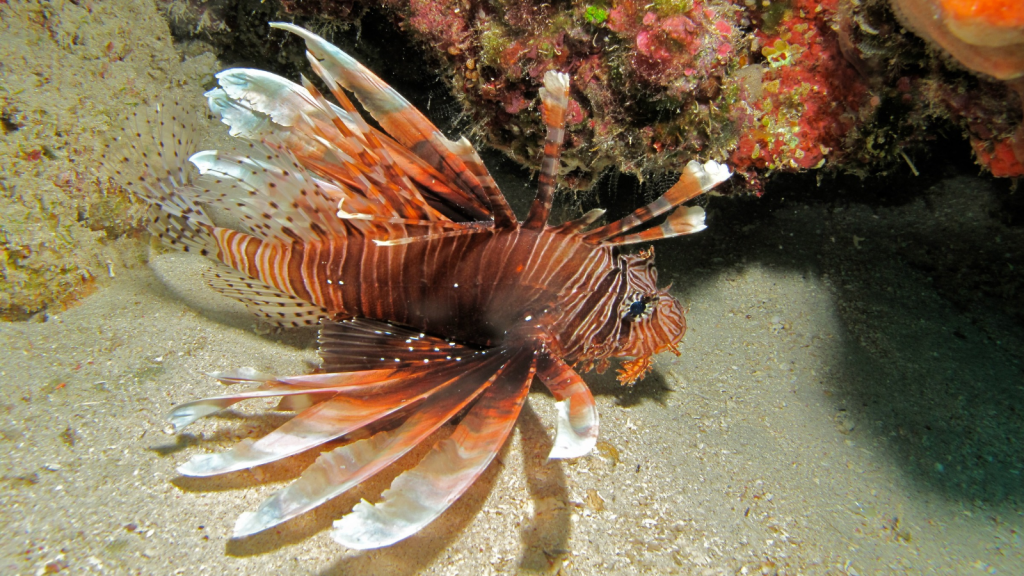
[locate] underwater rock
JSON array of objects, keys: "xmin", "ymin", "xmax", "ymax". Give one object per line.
[
  {"xmin": 0, "ymin": 0, "xmax": 223, "ymax": 318},
  {"xmin": 888, "ymin": 0, "xmax": 1024, "ymax": 175}
]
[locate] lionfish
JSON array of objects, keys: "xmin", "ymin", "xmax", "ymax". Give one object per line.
[{"xmin": 108, "ymin": 23, "xmax": 730, "ymax": 549}]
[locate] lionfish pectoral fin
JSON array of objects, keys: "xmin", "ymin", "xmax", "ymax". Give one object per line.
[
  {"xmin": 330, "ymin": 349, "xmax": 536, "ymax": 549},
  {"xmin": 203, "ymin": 265, "xmax": 329, "ymax": 328},
  {"xmin": 178, "ymin": 319, "xmax": 492, "ymax": 477},
  {"xmin": 232, "ymin": 349, "xmax": 512, "ymax": 537},
  {"xmin": 275, "ymin": 392, "xmax": 336, "ymax": 411},
  {"xmin": 583, "ymin": 160, "xmax": 730, "ymax": 244},
  {"xmin": 168, "ymin": 386, "xmax": 287, "ymax": 432},
  {"xmin": 524, "ymin": 70, "xmax": 571, "ymax": 230},
  {"xmin": 169, "ymin": 368, "xmax": 387, "ymax": 431},
  {"xmin": 537, "ymin": 353, "xmax": 599, "ymax": 459},
  {"xmin": 176, "ymin": 364, "xmax": 476, "ymax": 477}
]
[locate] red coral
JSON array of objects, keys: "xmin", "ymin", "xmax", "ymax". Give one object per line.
[
  {"xmin": 730, "ymin": 0, "xmax": 869, "ymax": 173},
  {"xmin": 971, "ymin": 137, "xmax": 1024, "ymax": 176}
]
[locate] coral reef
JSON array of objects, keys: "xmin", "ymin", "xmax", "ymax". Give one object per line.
[
  {"xmin": 729, "ymin": 0, "xmax": 873, "ymax": 189},
  {"xmin": 239, "ymin": 0, "xmax": 1017, "ymax": 192},
  {"xmin": 375, "ymin": 0, "xmax": 747, "ymax": 188},
  {"xmin": 0, "ymin": 0, "xmax": 223, "ymax": 318}
]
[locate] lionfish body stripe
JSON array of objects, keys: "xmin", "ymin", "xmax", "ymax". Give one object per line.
[
  {"xmin": 106, "ymin": 22, "xmax": 730, "ymax": 549},
  {"xmin": 212, "ymin": 225, "xmax": 626, "ymax": 352}
]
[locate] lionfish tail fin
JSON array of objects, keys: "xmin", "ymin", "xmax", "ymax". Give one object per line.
[
  {"xmin": 537, "ymin": 353, "xmax": 599, "ymax": 459},
  {"xmin": 330, "ymin": 349, "xmax": 535, "ymax": 549},
  {"xmin": 232, "ymin": 348, "xmax": 512, "ymax": 537},
  {"xmin": 583, "ymin": 160, "xmax": 730, "ymax": 244},
  {"xmin": 146, "ymin": 209, "xmax": 218, "ymax": 257},
  {"xmin": 524, "ymin": 70, "xmax": 571, "ymax": 230},
  {"xmin": 102, "ymin": 103, "xmax": 206, "ymax": 219}
]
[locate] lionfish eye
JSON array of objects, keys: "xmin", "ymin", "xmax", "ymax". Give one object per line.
[
  {"xmin": 624, "ymin": 295, "xmax": 653, "ymax": 321},
  {"xmin": 628, "ymin": 300, "xmax": 647, "ymax": 317}
]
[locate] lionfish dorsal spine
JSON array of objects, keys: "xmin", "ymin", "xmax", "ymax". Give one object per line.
[
  {"xmin": 524, "ymin": 69, "xmax": 571, "ymax": 230},
  {"xmin": 270, "ymin": 22, "xmax": 517, "ymax": 228},
  {"xmin": 583, "ymin": 159, "xmax": 731, "ymax": 244}
]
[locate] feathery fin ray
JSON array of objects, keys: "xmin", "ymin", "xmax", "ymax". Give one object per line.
[
  {"xmin": 330, "ymin": 348, "xmax": 535, "ymax": 549},
  {"xmin": 233, "ymin": 349, "xmax": 511, "ymax": 537}
]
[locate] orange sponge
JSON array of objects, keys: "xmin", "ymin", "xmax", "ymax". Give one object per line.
[{"xmin": 892, "ymin": 0, "xmax": 1024, "ymax": 79}]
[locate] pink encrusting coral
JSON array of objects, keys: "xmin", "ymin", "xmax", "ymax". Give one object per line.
[
  {"xmin": 369, "ymin": 0, "xmax": 745, "ymax": 187},
  {"xmin": 606, "ymin": 3, "xmax": 737, "ymax": 93}
]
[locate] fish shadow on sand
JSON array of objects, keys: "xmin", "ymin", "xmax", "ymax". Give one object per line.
[
  {"xmin": 146, "ymin": 252, "xmax": 321, "ymax": 350},
  {"xmin": 586, "ymin": 364, "xmax": 673, "ymax": 408},
  {"xmin": 147, "ymin": 411, "xmax": 294, "ymax": 458}
]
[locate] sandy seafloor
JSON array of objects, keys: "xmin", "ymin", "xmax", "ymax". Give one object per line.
[{"xmin": 2, "ymin": 2, "xmax": 1024, "ymax": 576}]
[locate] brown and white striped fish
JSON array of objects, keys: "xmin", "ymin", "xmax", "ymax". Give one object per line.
[{"xmin": 107, "ymin": 22, "xmax": 730, "ymax": 549}]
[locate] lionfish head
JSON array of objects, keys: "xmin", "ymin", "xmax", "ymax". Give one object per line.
[
  {"xmin": 567, "ymin": 246, "xmax": 686, "ymax": 385},
  {"xmin": 609, "ymin": 246, "xmax": 687, "ymax": 360}
]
